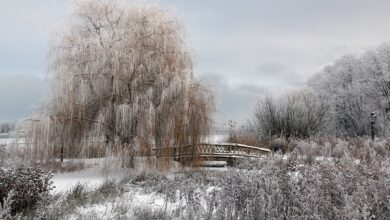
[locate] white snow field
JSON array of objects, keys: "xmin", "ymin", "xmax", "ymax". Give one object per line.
[
  {"xmin": 51, "ymin": 158, "xmax": 126, "ymax": 193},
  {"xmin": 68, "ymin": 185, "xmax": 186, "ymax": 219},
  {"xmin": 1, "ymin": 134, "xmax": 228, "ymax": 195},
  {"xmin": 50, "ymin": 134, "xmax": 228, "ymax": 193},
  {"xmin": 1, "ymin": 135, "xmax": 389, "ymax": 219},
  {"xmin": 0, "ymin": 133, "xmax": 14, "ymax": 146},
  {"xmin": 0, "ymin": 138, "xmax": 13, "ymax": 146}
]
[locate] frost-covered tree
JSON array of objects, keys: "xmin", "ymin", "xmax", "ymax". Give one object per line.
[
  {"xmin": 309, "ymin": 43, "xmax": 390, "ymax": 136},
  {"xmin": 309, "ymin": 55, "xmax": 368, "ymax": 136},
  {"xmin": 23, "ymin": 0, "xmax": 213, "ymax": 167}
]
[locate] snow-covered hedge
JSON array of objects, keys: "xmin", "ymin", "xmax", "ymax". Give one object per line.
[
  {"xmin": 0, "ymin": 166, "xmax": 53, "ymax": 215},
  {"xmin": 215, "ymin": 155, "xmax": 390, "ymax": 219}
]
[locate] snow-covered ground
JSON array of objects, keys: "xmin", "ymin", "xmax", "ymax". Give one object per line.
[
  {"xmin": 52, "ymin": 169, "xmax": 106, "ymax": 193},
  {"xmin": 52, "ymin": 166, "xmax": 117, "ymax": 193},
  {"xmin": 51, "ymin": 158, "xmax": 133, "ymax": 193},
  {"xmin": 0, "ymin": 138, "xmax": 13, "ymax": 146},
  {"xmin": 2, "ymin": 135, "xmax": 388, "ymax": 219},
  {"xmin": 0, "ymin": 133, "xmax": 13, "ymax": 145},
  {"xmin": 0, "ymin": 133, "xmax": 25, "ymax": 147},
  {"xmin": 51, "ymin": 158, "xmax": 225, "ymax": 194},
  {"xmin": 3, "ymin": 133, "xmax": 227, "ymax": 195},
  {"xmin": 69, "ymin": 187, "xmax": 183, "ymax": 219}
]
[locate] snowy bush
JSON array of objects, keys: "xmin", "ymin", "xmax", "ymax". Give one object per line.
[
  {"xmin": 125, "ymin": 155, "xmax": 389, "ymax": 219},
  {"xmin": 0, "ymin": 147, "xmax": 5, "ymax": 167},
  {"xmin": 212, "ymin": 155, "xmax": 390, "ymax": 219},
  {"xmin": 0, "ymin": 191, "xmax": 15, "ymax": 219},
  {"xmin": 253, "ymin": 91, "xmax": 328, "ymax": 139},
  {"xmin": 0, "ymin": 165, "xmax": 53, "ymax": 215},
  {"xmin": 270, "ymin": 137, "xmax": 288, "ymax": 152}
]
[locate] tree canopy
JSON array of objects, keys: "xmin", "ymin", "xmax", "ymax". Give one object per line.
[
  {"xmin": 24, "ymin": 0, "xmax": 213, "ymax": 167},
  {"xmin": 309, "ymin": 43, "xmax": 390, "ymax": 136}
]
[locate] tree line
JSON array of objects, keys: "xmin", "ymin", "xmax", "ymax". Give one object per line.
[
  {"xmin": 0, "ymin": 122, "xmax": 15, "ymax": 133},
  {"xmin": 252, "ymin": 43, "xmax": 390, "ymax": 139}
]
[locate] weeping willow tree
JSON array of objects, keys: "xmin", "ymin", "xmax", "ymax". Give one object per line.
[{"xmin": 23, "ymin": 0, "xmax": 213, "ymax": 168}]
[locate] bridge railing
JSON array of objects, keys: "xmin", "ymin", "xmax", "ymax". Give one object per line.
[{"xmin": 154, "ymin": 143, "xmax": 271, "ymax": 159}]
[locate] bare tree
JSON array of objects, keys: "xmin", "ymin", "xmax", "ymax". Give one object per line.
[
  {"xmin": 23, "ymin": 0, "xmax": 213, "ymax": 167},
  {"xmin": 253, "ymin": 90, "xmax": 328, "ymax": 139}
]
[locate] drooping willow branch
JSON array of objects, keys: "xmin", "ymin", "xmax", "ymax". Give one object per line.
[{"xmin": 22, "ymin": 0, "xmax": 214, "ymax": 168}]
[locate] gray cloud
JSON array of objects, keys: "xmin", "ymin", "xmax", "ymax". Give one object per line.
[
  {"xmin": 257, "ymin": 62, "xmax": 288, "ymax": 76},
  {"xmin": 2, "ymin": 0, "xmax": 390, "ymax": 123},
  {"xmin": 199, "ymin": 73, "xmax": 267, "ymax": 126},
  {"xmin": 253, "ymin": 62, "xmax": 306, "ymax": 88},
  {"xmin": 0, "ymin": 0, "xmax": 67, "ymax": 73},
  {"xmin": 163, "ymin": 0, "xmax": 390, "ymax": 87}
]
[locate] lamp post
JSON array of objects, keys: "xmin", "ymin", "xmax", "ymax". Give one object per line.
[{"xmin": 370, "ymin": 112, "xmax": 377, "ymax": 142}]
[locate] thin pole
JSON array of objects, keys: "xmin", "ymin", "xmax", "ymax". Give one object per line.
[{"xmin": 60, "ymin": 144, "xmax": 64, "ymax": 163}]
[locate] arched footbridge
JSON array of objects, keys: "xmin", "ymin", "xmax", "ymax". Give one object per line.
[{"xmin": 154, "ymin": 143, "xmax": 271, "ymax": 166}]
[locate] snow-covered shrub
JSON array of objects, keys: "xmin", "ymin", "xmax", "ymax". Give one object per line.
[
  {"xmin": 90, "ymin": 180, "xmax": 120, "ymax": 204},
  {"xmin": 0, "ymin": 165, "xmax": 53, "ymax": 215},
  {"xmin": 42, "ymin": 180, "xmax": 123, "ymax": 219},
  {"xmin": 0, "ymin": 190, "xmax": 15, "ymax": 220},
  {"xmin": 210, "ymin": 154, "xmax": 390, "ymax": 219},
  {"xmin": 0, "ymin": 146, "xmax": 5, "ymax": 167},
  {"xmin": 270, "ymin": 137, "xmax": 288, "ymax": 152},
  {"xmin": 133, "ymin": 207, "xmax": 172, "ymax": 220},
  {"xmin": 65, "ymin": 183, "xmax": 88, "ymax": 206},
  {"xmin": 253, "ymin": 91, "xmax": 328, "ymax": 139},
  {"xmin": 21, "ymin": 150, "xmax": 388, "ymax": 219}
]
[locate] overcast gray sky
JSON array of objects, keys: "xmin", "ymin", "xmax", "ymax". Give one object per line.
[{"xmin": 2, "ymin": 0, "xmax": 390, "ymax": 125}]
